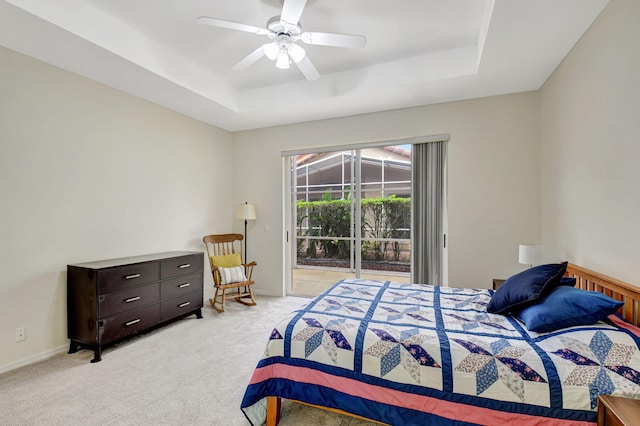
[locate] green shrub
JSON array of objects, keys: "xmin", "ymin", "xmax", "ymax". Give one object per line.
[{"xmin": 297, "ymin": 195, "xmax": 410, "ymax": 262}]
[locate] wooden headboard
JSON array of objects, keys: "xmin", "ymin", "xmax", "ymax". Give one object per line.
[{"xmin": 566, "ymin": 263, "xmax": 640, "ymax": 326}]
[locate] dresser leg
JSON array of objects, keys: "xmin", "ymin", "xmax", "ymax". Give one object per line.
[
  {"xmin": 68, "ymin": 341, "xmax": 80, "ymax": 354},
  {"xmin": 90, "ymin": 347, "xmax": 102, "ymax": 363},
  {"xmin": 195, "ymin": 308, "xmax": 203, "ymax": 319}
]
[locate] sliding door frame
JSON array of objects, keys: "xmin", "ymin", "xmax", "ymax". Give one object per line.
[{"xmin": 282, "ymin": 134, "xmax": 449, "ymax": 295}]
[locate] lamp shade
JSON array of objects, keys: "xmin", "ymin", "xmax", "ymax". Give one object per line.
[
  {"xmin": 288, "ymin": 43, "xmax": 306, "ymax": 63},
  {"xmin": 236, "ymin": 203, "xmax": 257, "ymax": 221},
  {"xmin": 264, "ymin": 42, "xmax": 279, "ymax": 60},
  {"xmin": 275, "ymin": 48, "xmax": 290, "ymax": 69},
  {"xmin": 519, "ymin": 244, "xmax": 542, "ymax": 266}
]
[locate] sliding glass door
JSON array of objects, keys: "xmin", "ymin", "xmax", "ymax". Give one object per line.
[{"xmin": 288, "ymin": 146, "xmax": 412, "ymax": 296}]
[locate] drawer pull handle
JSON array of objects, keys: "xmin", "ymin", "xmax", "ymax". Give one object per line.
[
  {"xmin": 178, "ymin": 302, "xmax": 191, "ymax": 308},
  {"xmin": 125, "ymin": 274, "xmax": 141, "ymax": 280},
  {"xmin": 125, "ymin": 318, "xmax": 141, "ymax": 326},
  {"xmin": 179, "ymin": 283, "xmax": 191, "ymax": 288},
  {"xmin": 125, "ymin": 296, "xmax": 141, "ymax": 303},
  {"xmin": 178, "ymin": 264, "xmax": 191, "ymax": 269}
]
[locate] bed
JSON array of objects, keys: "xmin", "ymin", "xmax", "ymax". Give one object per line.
[{"xmin": 241, "ymin": 263, "xmax": 640, "ymax": 425}]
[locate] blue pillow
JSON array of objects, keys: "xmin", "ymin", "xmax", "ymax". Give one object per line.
[
  {"xmin": 559, "ymin": 276, "xmax": 576, "ymax": 287},
  {"xmin": 515, "ymin": 286, "xmax": 623, "ymax": 332},
  {"xmin": 487, "ymin": 262, "xmax": 568, "ymax": 314}
]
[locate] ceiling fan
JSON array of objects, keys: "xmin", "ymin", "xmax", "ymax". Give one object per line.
[{"xmin": 197, "ymin": 0, "xmax": 367, "ymax": 81}]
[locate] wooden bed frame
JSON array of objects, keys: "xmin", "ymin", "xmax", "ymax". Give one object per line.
[
  {"xmin": 565, "ymin": 263, "xmax": 640, "ymax": 326},
  {"xmin": 265, "ymin": 263, "xmax": 640, "ymax": 426}
]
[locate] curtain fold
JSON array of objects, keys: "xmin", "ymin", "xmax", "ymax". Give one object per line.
[{"xmin": 411, "ymin": 141, "xmax": 447, "ymax": 285}]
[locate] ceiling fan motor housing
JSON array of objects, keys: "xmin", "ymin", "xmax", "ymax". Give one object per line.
[{"xmin": 267, "ymin": 16, "xmax": 301, "ymax": 43}]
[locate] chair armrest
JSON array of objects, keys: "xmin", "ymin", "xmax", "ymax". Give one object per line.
[
  {"xmin": 243, "ymin": 261, "xmax": 257, "ymax": 281},
  {"xmin": 210, "ymin": 265, "xmax": 221, "ymax": 285}
]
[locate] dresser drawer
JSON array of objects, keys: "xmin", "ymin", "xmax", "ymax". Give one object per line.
[
  {"xmin": 99, "ymin": 283, "xmax": 160, "ymax": 317},
  {"xmin": 160, "ymin": 291, "xmax": 203, "ymax": 322},
  {"xmin": 161, "ymin": 254, "xmax": 203, "ymax": 279},
  {"xmin": 160, "ymin": 273, "xmax": 203, "ymax": 300},
  {"xmin": 99, "ymin": 304, "xmax": 160, "ymax": 343},
  {"xmin": 97, "ymin": 262, "xmax": 159, "ymax": 294}
]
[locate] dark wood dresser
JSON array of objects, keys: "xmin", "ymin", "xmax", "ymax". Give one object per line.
[{"xmin": 67, "ymin": 251, "xmax": 204, "ymax": 362}]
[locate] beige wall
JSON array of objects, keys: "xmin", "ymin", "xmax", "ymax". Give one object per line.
[
  {"xmin": 232, "ymin": 92, "xmax": 541, "ymax": 296},
  {"xmin": 539, "ymin": 0, "xmax": 640, "ymax": 286},
  {"xmin": 0, "ymin": 46, "xmax": 233, "ymax": 371}
]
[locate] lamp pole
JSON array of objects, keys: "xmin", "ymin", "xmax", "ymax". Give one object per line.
[
  {"xmin": 236, "ymin": 201, "xmax": 256, "ymax": 265},
  {"xmin": 243, "ymin": 215, "xmax": 248, "ymax": 265},
  {"xmin": 236, "ymin": 201, "xmax": 256, "ymax": 295}
]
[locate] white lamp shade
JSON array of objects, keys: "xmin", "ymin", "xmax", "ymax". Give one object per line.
[
  {"xmin": 519, "ymin": 244, "xmax": 542, "ymax": 266},
  {"xmin": 263, "ymin": 42, "xmax": 279, "ymax": 60},
  {"xmin": 275, "ymin": 48, "xmax": 290, "ymax": 69},
  {"xmin": 236, "ymin": 203, "xmax": 257, "ymax": 221},
  {"xmin": 288, "ymin": 43, "xmax": 306, "ymax": 63}
]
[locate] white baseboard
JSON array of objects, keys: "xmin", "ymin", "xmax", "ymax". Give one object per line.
[{"xmin": 0, "ymin": 344, "xmax": 68, "ymax": 375}]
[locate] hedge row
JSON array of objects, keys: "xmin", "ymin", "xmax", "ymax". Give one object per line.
[{"xmin": 296, "ymin": 195, "xmax": 410, "ymax": 261}]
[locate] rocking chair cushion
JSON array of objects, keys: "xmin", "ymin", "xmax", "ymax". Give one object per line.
[
  {"xmin": 210, "ymin": 253, "xmax": 242, "ymax": 268},
  {"xmin": 219, "ymin": 266, "xmax": 248, "ymax": 285}
]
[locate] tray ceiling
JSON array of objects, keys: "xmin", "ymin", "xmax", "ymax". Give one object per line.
[{"xmin": 0, "ymin": 0, "xmax": 609, "ymax": 131}]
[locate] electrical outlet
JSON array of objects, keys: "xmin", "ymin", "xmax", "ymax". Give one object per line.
[{"xmin": 15, "ymin": 327, "xmax": 26, "ymax": 342}]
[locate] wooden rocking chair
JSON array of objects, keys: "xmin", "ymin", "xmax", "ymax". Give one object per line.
[{"xmin": 203, "ymin": 233, "xmax": 257, "ymax": 313}]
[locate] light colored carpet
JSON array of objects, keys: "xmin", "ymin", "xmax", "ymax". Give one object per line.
[{"xmin": 0, "ymin": 296, "xmax": 375, "ymax": 425}]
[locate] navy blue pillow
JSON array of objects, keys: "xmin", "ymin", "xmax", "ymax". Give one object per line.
[
  {"xmin": 487, "ymin": 262, "xmax": 568, "ymax": 314},
  {"xmin": 515, "ymin": 286, "xmax": 624, "ymax": 332},
  {"xmin": 559, "ymin": 276, "xmax": 576, "ymax": 287}
]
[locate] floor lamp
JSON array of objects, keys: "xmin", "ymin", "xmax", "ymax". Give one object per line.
[{"xmin": 236, "ymin": 202, "xmax": 257, "ymax": 265}]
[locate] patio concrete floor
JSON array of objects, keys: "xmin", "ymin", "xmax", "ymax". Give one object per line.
[{"xmin": 291, "ymin": 267, "xmax": 410, "ymax": 297}]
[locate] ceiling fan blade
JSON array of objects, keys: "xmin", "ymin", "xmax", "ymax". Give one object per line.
[
  {"xmin": 301, "ymin": 32, "xmax": 367, "ymax": 49},
  {"xmin": 197, "ymin": 16, "xmax": 271, "ymax": 35},
  {"xmin": 280, "ymin": 0, "xmax": 307, "ymax": 25},
  {"xmin": 232, "ymin": 46, "xmax": 266, "ymax": 71},
  {"xmin": 294, "ymin": 55, "xmax": 320, "ymax": 81}
]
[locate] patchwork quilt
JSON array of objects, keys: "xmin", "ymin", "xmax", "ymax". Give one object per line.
[{"xmin": 241, "ymin": 279, "xmax": 640, "ymax": 425}]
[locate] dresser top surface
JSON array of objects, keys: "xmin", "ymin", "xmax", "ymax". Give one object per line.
[{"xmin": 68, "ymin": 251, "xmax": 203, "ymax": 269}]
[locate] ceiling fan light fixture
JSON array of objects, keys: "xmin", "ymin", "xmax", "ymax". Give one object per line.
[
  {"xmin": 288, "ymin": 43, "xmax": 306, "ymax": 63},
  {"xmin": 263, "ymin": 42, "xmax": 279, "ymax": 60},
  {"xmin": 275, "ymin": 47, "xmax": 290, "ymax": 69}
]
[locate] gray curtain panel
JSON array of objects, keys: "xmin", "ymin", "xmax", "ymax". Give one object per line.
[{"xmin": 411, "ymin": 141, "xmax": 447, "ymax": 285}]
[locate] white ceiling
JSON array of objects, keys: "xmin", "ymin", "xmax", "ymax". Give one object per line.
[{"xmin": 0, "ymin": 0, "xmax": 609, "ymax": 132}]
